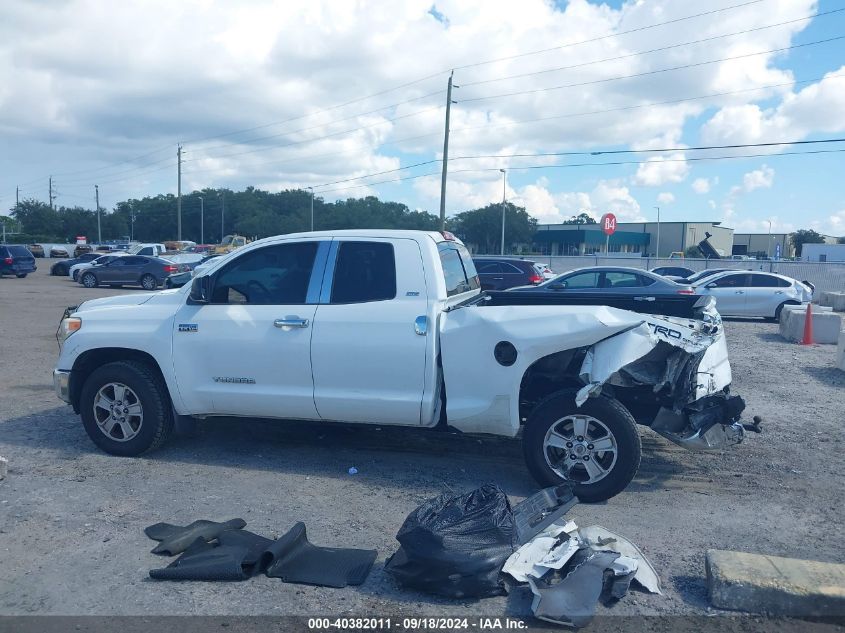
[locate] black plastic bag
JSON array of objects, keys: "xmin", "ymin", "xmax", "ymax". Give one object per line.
[{"xmin": 385, "ymin": 484, "xmax": 516, "ymax": 598}]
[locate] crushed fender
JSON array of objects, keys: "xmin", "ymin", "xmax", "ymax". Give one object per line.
[{"xmin": 146, "ymin": 519, "xmax": 376, "ymax": 587}]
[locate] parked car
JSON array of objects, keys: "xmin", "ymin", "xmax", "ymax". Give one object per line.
[
  {"xmin": 164, "ymin": 269, "xmax": 192, "ymax": 288},
  {"xmin": 50, "ymin": 246, "xmax": 70, "ymax": 258},
  {"xmin": 693, "ymin": 271, "xmax": 813, "ymax": 320},
  {"xmin": 506, "ymin": 266, "xmax": 701, "ymax": 318},
  {"xmin": 78, "ymin": 255, "xmax": 179, "ymax": 290},
  {"xmin": 473, "ymin": 256, "xmax": 547, "ymax": 290},
  {"xmin": 54, "ymin": 230, "xmax": 750, "ymax": 503},
  {"xmin": 28, "ymin": 244, "xmax": 45, "ymax": 258},
  {"xmin": 651, "ymin": 266, "xmax": 694, "ymax": 278},
  {"xmin": 69, "ymin": 254, "xmax": 126, "ymax": 281},
  {"xmin": 125, "ymin": 243, "xmax": 167, "ymax": 257},
  {"xmin": 0, "ymin": 244, "xmax": 37, "ymax": 277},
  {"xmin": 50, "ymin": 252, "xmax": 101, "ymax": 276},
  {"xmin": 665, "ymin": 268, "xmax": 744, "ymax": 283},
  {"xmin": 184, "ymin": 244, "xmax": 215, "ymax": 254},
  {"xmin": 74, "ymin": 244, "xmax": 93, "ymax": 257}
]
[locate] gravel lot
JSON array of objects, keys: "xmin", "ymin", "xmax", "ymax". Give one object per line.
[{"xmin": 1, "ymin": 261, "xmax": 844, "ymax": 621}]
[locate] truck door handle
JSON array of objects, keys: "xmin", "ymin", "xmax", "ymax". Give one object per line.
[
  {"xmin": 492, "ymin": 277, "xmax": 503, "ymax": 280},
  {"xmin": 633, "ymin": 296, "xmax": 656, "ymax": 302},
  {"xmin": 735, "ymin": 290, "xmax": 744, "ymax": 294},
  {"xmin": 775, "ymin": 290, "xmax": 784, "ymax": 294},
  {"xmin": 274, "ymin": 318, "xmax": 309, "ymax": 329}
]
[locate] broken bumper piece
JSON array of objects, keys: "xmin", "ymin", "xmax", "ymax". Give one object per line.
[{"xmin": 651, "ymin": 394, "xmax": 748, "ymax": 451}]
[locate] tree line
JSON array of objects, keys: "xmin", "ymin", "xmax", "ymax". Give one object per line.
[{"xmin": 5, "ymin": 187, "xmax": 538, "ymax": 253}]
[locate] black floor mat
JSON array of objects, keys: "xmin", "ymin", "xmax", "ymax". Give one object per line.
[
  {"xmin": 263, "ymin": 522, "xmax": 377, "ymax": 588},
  {"xmin": 146, "ymin": 521, "xmax": 376, "ymax": 587},
  {"xmin": 149, "ymin": 530, "xmax": 273, "ymax": 581},
  {"xmin": 144, "ymin": 518, "xmax": 247, "ymax": 555}
]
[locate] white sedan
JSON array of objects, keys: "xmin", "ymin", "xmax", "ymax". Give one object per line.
[
  {"xmin": 69, "ymin": 253, "xmax": 125, "ymax": 281},
  {"xmin": 693, "ymin": 271, "xmax": 813, "ymax": 320}
]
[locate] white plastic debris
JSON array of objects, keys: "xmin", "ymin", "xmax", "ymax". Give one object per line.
[{"xmin": 578, "ymin": 525, "xmax": 662, "ymax": 594}]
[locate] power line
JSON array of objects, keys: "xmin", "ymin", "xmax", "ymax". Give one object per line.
[
  {"xmin": 312, "ymin": 147, "xmax": 845, "ymax": 195},
  {"xmin": 183, "ymin": 104, "xmax": 444, "ymax": 162},
  {"xmin": 310, "ymin": 138, "xmax": 845, "ymax": 190},
  {"xmin": 459, "ymin": 35, "xmax": 845, "ymax": 103},
  {"xmin": 453, "ymin": 0, "xmax": 768, "ymax": 72},
  {"xmin": 460, "ymin": 7, "xmax": 845, "ymax": 88},
  {"xmin": 449, "ymin": 73, "xmax": 845, "ymax": 135}
]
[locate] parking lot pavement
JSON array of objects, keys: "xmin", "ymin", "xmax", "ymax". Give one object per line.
[{"xmin": 1, "ymin": 262, "xmax": 844, "ymax": 618}]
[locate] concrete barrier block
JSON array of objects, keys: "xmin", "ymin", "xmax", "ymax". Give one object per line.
[
  {"xmin": 837, "ymin": 331, "xmax": 845, "ymax": 372},
  {"xmin": 706, "ymin": 549, "xmax": 845, "ymax": 616},
  {"xmin": 831, "ymin": 294, "xmax": 845, "ymax": 312},
  {"xmin": 781, "ymin": 309, "xmax": 842, "ymax": 344},
  {"xmin": 780, "ymin": 304, "xmax": 832, "ymax": 328}
]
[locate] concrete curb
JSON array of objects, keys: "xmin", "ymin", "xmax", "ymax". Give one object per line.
[{"xmin": 706, "ymin": 549, "xmax": 845, "ymax": 616}]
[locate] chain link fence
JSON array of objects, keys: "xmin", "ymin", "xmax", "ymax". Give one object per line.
[{"xmin": 482, "ymin": 254, "xmax": 845, "ymax": 293}]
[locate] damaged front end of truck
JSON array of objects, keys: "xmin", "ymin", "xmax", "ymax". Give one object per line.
[{"xmin": 441, "ymin": 297, "xmax": 753, "ymax": 452}]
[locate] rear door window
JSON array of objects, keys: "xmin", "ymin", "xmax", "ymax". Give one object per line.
[
  {"xmin": 749, "ymin": 274, "xmax": 786, "ymax": 287},
  {"xmin": 330, "ymin": 241, "xmax": 397, "ymax": 304},
  {"xmin": 475, "ymin": 261, "xmax": 504, "ymax": 274},
  {"xmin": 712, "ymin": 273, "xmax": 748, "ymax": 288},
  {"xmin": 602, "ymin": 271, "xmax": 642, "ymax": 288},
  {"xmin": 561, "ymin": 271, "xmax": 600, "ymax": 288}
]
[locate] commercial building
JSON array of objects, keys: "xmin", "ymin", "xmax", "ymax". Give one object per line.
[
  {"xmin": 801, "ymin": 243, "xmax": 845, "ymax": 262},
  {"xmin": 532, "ymin": 221, "xmax": 733, "ymax": 258},
  {"xmin": 732, "ymin": 233, "xmax": 793, "ymax": 258}
]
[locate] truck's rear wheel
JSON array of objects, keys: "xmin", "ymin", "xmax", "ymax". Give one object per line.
[
  {"xmin": 79, "ymin": 360, "xmax": 173, "ymax": 456},
  {"xmin": 523, "ymin": 392, "xmax": 641, "ymax": 502}
]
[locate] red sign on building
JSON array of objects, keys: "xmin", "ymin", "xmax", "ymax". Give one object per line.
[{"xmin": 600, "ymin": 213, "xmax": 617, "ymax": 236}]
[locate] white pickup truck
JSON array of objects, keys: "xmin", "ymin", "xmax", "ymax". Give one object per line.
[{"xmin": 54, "ymin": 230, "xmax": 748, "ymax": 501}]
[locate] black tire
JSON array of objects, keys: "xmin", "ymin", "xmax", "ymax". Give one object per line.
[
  {"xmin": 79, "ymin": 360, "xmax": 173, "ymax": 456},
  {"xmin": 140, "ymin": 274, "xmax": 157, "ymax": 290},
  {"xmin": 81, "ymin": 272, "xmax": 98, "ymax": 288},
  {"xmin": 72, "ymin": 270, "xmax": 80, "ymax": 281},
  {"xmin": 16, "ymin": 273, "xmax": 27, "ymax": 278},
  {"xmin": 523, "ymin": 391, "xmax": 642, "ymax": 503},
  {"xmin": 772, "ymin": 301, "xmax": 794, "ymax": 322}
]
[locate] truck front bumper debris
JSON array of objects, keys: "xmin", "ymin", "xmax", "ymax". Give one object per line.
[
  {"xmin": 650, "ymin": 393, "xmax": 748, "ymax": 451},
  {"xmin": 53, "ymin": 369, "xmax": 71, "ymax": 403}
]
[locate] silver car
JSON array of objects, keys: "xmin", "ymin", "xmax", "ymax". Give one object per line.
[{"xmin": 693, "ymin": 271, "xmax": 813, "ymax": 320}]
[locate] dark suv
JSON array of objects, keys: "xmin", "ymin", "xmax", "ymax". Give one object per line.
[
  {"xmin": 472, "ymin": 256, "xmax": 546, "ymax": 291},
  {"xmin": 0, "ymin": 245, "xmax": 37, "ymax": 278},
  {"xmin": 78, "ymin": 255, "xmax": 179, "ymax": 290}
]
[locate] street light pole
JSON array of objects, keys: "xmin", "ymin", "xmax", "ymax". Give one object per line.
[
  {"xmin": 199, "ymin": 197, "xmax": 204, "ymax": 244},
  {"xmin": 500, "ymin": 169, "xmax": 507, "ymax": 255},
  {"xmin": 95, "ymin": 184, "xmax": 101, "ymax": 244},
  {"xmin": 767, "ymin": 219, "xmax": 772, "ymax": 258},
  {"xmin": 219, "ymin": 192, "xmax": 225, "ymax": 242},
  {"xmin": 307, "ymin": 187, "xmax": 314, "ymax": 231},
  {"xmin": 654, "ymin": 206, "xmax": 661, "ymax": 258}
]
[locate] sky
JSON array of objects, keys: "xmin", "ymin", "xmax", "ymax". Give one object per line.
[{"xmin": 2, "ymin": 0, "xmax": 845, "ymax": 235}]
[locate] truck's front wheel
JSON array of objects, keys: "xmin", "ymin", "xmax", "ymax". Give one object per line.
[
  {"xmin": 79, "ymin": 360, "xmax": 173, "ymax": 456},
  {"xmin": 523, "ymin": 392, "xmax": 641, "ymax": 502}
]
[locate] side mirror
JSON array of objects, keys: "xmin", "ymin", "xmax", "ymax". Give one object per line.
[
  {"xmin": 705, "ymin": 283, "xmax": 717, "ymax": 289},
  {"xmin": 189, "ymin": 276, "xmax": 211, "ymax": 304}
]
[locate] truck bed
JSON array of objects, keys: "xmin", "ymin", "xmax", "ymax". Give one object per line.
[{"xmin": 483, "ymin": 290, "xmax": 703, "ymax": 319}]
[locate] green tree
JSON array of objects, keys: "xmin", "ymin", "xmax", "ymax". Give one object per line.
[
  {"xmin": 684, "ymin": 245, "xmax": 702, "ymax": 258},
  {"xmin": 448, "ymin": 202, "xmax": 537, "ymax": 254},
  {"xmin": 562, "ymin": 212, "xmax": 597, "ymax": 224},
  {"xmin": 790, "ymin": 229, "xmax": 825, "ymax": 257}
]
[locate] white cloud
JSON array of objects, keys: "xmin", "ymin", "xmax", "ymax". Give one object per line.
[
  {"xmin": 708, "ymin": 199, "xmax": 716, "ymax": 209},
  {"xmin": 828, "ymin": 209, "xmax": 845, "ymax": 234},
  {"xmin": 701, "ymin": 67, "xmax": 845, "ymax": 145},
  {"xmin": 742, "ymin": 165, "xmax": 774, "ymax": 192},
  {"xmin": 692, "ymin": 178, "xmax": 711, "ymax": 194},
  {"xmin": 657, "ymin": 192, "xmax": 674, "ymax": 205}
]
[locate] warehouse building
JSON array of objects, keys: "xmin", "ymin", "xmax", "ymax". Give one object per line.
[
  {"xmin": 532, "ymin": 221, "xmax": 733, "ymax": 258},
  {"xmin": 732, "ymin": 233, "xmax": 793, "ymax": 258}
]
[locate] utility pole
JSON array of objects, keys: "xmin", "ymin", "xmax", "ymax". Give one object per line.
[
  {"xmin": 499, "ymin": 169, "xmax": 507, "ymax": 255},
  {"xmin": 438, "ymin": 71, "xmax": 456, "ymax": 231},
  {"xmin": 767, "ymin": 219, "xmax": 772, "ymax": 258},
  {"xmin": 219, "ymin": 191, "xmax": 225, "ymax": 242},
  {"xmin": 307, "ymin": 187, "xmax": 314, "ymax": 231},
  {"xmin": 95, "ymin": 185, "xmax": 101, "ymax": 244},
  {"xmin": 654, "ymin": 206, "xmax": 660, "ymax": 258},
  {"xmin": 130, "ymin": 203, "xmax": 135, "ymax": 242},
  {"xmin": 199, "ymin": 196, "xmax": 204, "ymax": 244},
  {"xmin": 16, "ymin": 186, "xmax": 19, "ymax": 212},
  {"xmin": 49, "ymin": 176, "xmax": 54, "ymax": 209},
  {"xmin": 176, "ymin": 144, "xmax": 183, "ymax": 241}
]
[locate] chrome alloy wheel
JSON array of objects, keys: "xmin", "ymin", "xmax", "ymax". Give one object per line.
[
  {"xmin": 543, "ymin": 414, "xmax": 618, "ymax": 484},
  {"xmin": 92, "ymin": 382, "xmax": 143, "ymax": 442}
]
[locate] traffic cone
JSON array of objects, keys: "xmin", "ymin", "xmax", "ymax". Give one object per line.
[{"xmin": 801, "ymin": 303, "xmax": 814, "ymax": 345}]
